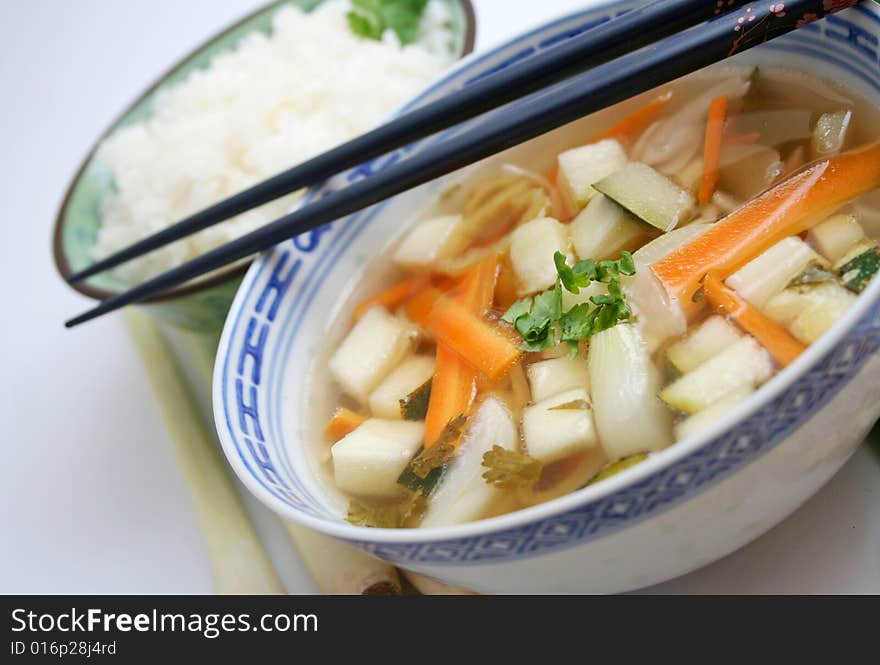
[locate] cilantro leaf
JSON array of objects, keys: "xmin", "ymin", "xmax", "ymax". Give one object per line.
[
  {"xmin": 505, "ymin": 252, "xmax": 636, "ymax": 354},
  {"xmin": 501, "ymin": 297, "xmax": 532, "ymax": 324},
  {"xmin": 481, "ymin": 445, "xmax": 542, "ymax": 489},
  {"xmin": 347, "ymin": 0, "xmax": 429, "ymax": 45}
]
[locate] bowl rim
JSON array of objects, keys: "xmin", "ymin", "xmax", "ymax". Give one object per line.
[
  {"xmin": 51, "ymin": 0, "xmax": 476, "ymax": 304},
  {"xmin": 213, "ymin": 0, "xmax": 880, "ymax": 546}
]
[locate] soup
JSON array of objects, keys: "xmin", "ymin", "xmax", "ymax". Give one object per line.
[{"xmin": 312, "ymin": 66, "xmax": 880, "ymax": 528}]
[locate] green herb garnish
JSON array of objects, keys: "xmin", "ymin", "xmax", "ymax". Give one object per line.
[
  {"xmin": 346, "ymin": 492, "xmax": 427, "ymax": 528},
  {"xmin": 481, "ymin": 445, "xmax": 542, "ymax": 489},
  {"xmin": 347, "ymin": 0, "xmax": 429, "ymax": 45},
  {"xmin": 502, "ymin": 251, "xmax": 636, "ymax": 354}
]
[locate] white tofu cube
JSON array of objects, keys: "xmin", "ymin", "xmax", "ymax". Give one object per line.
[
  {"xmin": 329, "ymin": 306, "xmax": 414, "ymax": 402},
  {"xmin": 522, "ymin": 388, "xmax": 598, "ymax": 464},
  {"xmin": 557, "ymin": 139, "xmax": 628, "ymax": 209},
  {"xmin": 368, "ymin": 355, "xmax": 435, "ymax": 419},
  {"xmin": 526, "ymin": 356, "xmax": 589, "ymax": 403},
  {"xmin": 392, "ymin": 214, "xmax": 467, "ymax": 268},
  {"xmin": 509, "ymin": 216, "xmax": 570, "ymax": 294},
  {"xmin": 331, "ymin": 419, "xmax": 425, "ymax": 498}
]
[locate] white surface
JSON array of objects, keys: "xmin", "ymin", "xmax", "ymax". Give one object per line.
[{"xmin": 0, "ymin": 0, "xmax": 877, "ymax": 594}]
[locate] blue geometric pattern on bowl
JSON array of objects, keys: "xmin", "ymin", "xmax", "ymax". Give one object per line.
[{"xmin": 216, "ymin": 1, "xmax": 880, "ymax": 566}]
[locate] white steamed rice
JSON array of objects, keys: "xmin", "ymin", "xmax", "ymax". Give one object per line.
[{"xmin": 92, "ymin": 0, "xmax": 454, "ymax": 282}]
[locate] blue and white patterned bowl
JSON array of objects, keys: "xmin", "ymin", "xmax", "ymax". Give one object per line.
[{"xmin": 214, "ymin": 1, "xmax": 880, "ymax": 593}]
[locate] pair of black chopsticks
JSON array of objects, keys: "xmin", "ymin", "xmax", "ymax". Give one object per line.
[{"xmin": 65, "ymin": 0, "xmax": 854, "ymax": 328}]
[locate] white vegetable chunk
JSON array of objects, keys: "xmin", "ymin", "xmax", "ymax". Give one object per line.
[
  {"xmin": 589, "ymin": 324, "xmax": 672, "ymax": 459},
  {"xmin": 526, "ymin": 356, "xmax": 589, "ymax": 403},
  {"xmin": 789, "ymin": 289, "xmax": 856, "ymax": 344},
  {"xmin": 368, "ymin": 355, "xmax": 435, "ymax": 419},
  {"xmin": 659, "ymin": 337, "xmax": 773, "ymax": 414},
  {"xmin": 557, "ymin": 139, "xmax": 628, "ymax": 209},
  {"xmin": 725, "ymin": 236, "xmax": 826, "ymax": 309},
  {"xmin": 764, "ymin": 282, "xmax": 855, "ymax": 326},
  {"xmin": 329, "ymin": 306, "xmax": 414, "ymax": 402},
  {"xmin": 666, "ymin": 315, "xmax": 743, "ymax": 374},
  {"xmin": 569, "ymin": 194, "xmax": 651, "ymax": 262},
  {"xmin": 421, "ymin": 397, "xmax": 517, "ymax": 528},
  {"xmin": 392, "ymin": 214, "xmax": 467, "ymax": 268},
  {"xmin": 509, "ymin": 216, "xmax": 570, "ymax": 294},
  {"xmin": 522, "ymin": 388, "xmax": 598, "ymax": 464},
  {"xmin": 807, "ymin": 214, "xmax": 865, "ymax": 264},
  {"xmin": 331, "ymin": 419, "xmax": 425, "ymax": 498},
  {"xmin": 674, "ymin": 386, "xmax": 754, "ymax": 440},
  {"xmin": 593, "ymin": 162, "xmax": 695, "ymax": 232},
  {"xmin": 624, "ymin": 224, "xmax": 712, "ymax": 352}
]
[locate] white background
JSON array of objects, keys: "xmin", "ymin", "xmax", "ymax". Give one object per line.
[{"xmin": 1, "ymin": 0, "xmax": 878, "ymax": 594}]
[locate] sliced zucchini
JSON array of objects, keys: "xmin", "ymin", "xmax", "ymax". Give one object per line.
[
  {"xmin": 331, "ymin": 419, "xmax": 425, "ymax": 498},
  {"xmin": 589, "ymin": 324, "xmax": 672, "ymax": 459},
  {"xmin": 521, "ymin": 388, "xmax": 598, "ymax": 464},
  {"xmin": 556, "ymin": 138, "xmax": 628, "ymax": 209},
  {"xmin": 392, "ymin": 214, "xmax": 467, "ymax": 268},
  {"xmin": 725, "ymin": 236, "xmax": 826, "ymax": 309},
  {"xmin": 526, "ymin": 355, "xmax": 589, "ymax": 403},
  {"xmin": 674, "ymin": 386, "xmax": 754, "ymax": 441},
  {"xmin": 593, "ymin": 162, "xmax": 695, "ymax": 232},
  {"xmin": 400, "ymin": 380, "xmax": 432, "ymax": 421},
  {"xmin": 659, "ymin": 337, "xmax": 773, "ymax": 414},
  {"xmin": 586, "ymin": 452, "xmax": 649, "ymax": 487},
  {"xmin": 368, "ymin": 355, "xmax": 435, "ymax": 420},
  {"xmin": 329, "ymin": 306, "xmax": 415, "ymax": 402},
  {"xmin": 420, "ymin": 397, "xmax": 517, "ymax": 528},
  {"xmin": 789, "ymin": 288, "xmax": 856, "ymax": 344},
  {"xmin": 763, "ymin": 281, "xmax": 855, "ymax": 327},
  {"xmin": 509, "ymin": 216, "xmax": 570, "ymax": 294},
  {"xmin": 835, "ymin": 241, "xmax": 880, "ymax": 294},
  {"xmin": 665, "ymin": 315, "xmax": 743, "ymax": 374},
  {"xmin": 569, "ymin": 194, "xmax": 655, "ymax": 263},
  {"xmin": 807, "ymin": 213, "xmax": 865, "ymax": 264}
]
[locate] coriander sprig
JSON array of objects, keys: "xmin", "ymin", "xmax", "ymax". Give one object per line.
[
  {"xmin": 347, "ymin": 0, "xmax": 429, "ymax": 45},
  {"xmin": 502, "ymin": 251, "xmax": 636, "ymax": 354}
]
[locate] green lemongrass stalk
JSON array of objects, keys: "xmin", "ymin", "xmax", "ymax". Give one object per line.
[
  {"xmin": 283, "ymin": 521, "xmax": 402, "ymax": 595},
  {"xmin": 125, "ymin": 310, "xmax": 283, "ymax": 594},
  {"xmin": 402, "ymin": 570, "xmax": 478, "ymax": 595}
]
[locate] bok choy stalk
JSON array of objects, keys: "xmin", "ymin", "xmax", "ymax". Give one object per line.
[{"xmin": 588, "ymin": 323, "xmax": 673, "ymax": 459}]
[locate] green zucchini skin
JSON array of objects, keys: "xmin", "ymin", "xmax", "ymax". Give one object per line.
[
  {"xmin": 399, "ymin": 379, "xmax": 432, "ymax": 420},
  {"xmin": 838, "ymin": 247, "xmax": 880, "ymax": 294}
]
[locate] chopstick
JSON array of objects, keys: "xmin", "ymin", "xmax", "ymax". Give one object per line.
[
  {"xmin": 66, "ymin": 0, "xmax": 850, "ymax": 328},
  {"xmin": 68, "ymin": 0, "xmax": 751, "ymax": 283}
]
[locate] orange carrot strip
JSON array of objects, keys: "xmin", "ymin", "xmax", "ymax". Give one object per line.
[
  {"xmin": 422, "ymin": 258, "xmax": 498, "ymax": 447},
  {"xmin": 452, "ymin": 254, "xmax": 499, "ymax": 313},
  {"xmin": 546, "ymin": 165, "xmax": 559, "ymax": 184},
  {"xmin": 494, "ymin": 259, "xmax": 520, "ymax": 312},
  {"xmin": 723, "ymin": 131, "xmax": 760, "ymax": 146},
  {"xmin": 592, "ymin": 91, "xmax": 672, "ymax": 143},
  {"xmin": 353, "ymin": 273, "xmax": 430, "ymax": 320},
  {"xmin": 424, "ymin": 343, "xmax": 477, "ymax": 447},
  {"xmin": 698, "ymin": 95, "xmax": 729, "ymax": 205},
  {"xmin": 427, "ymin": 296, "xmax": 521, "ymax": 381},
  {"xmin": 653, "ymin": 140, "xmax": 880, "ymax": 319},
  {"xmin": 324, "ymin": 407, "xmax": 367, "ymax": 440},
  {"xmin": 702, "ymin": 273, "xmax": 805, "ymax": 367},
  {"xmin": 405, "ymin": 286, "xmax": 443, "ymax": 328}
]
